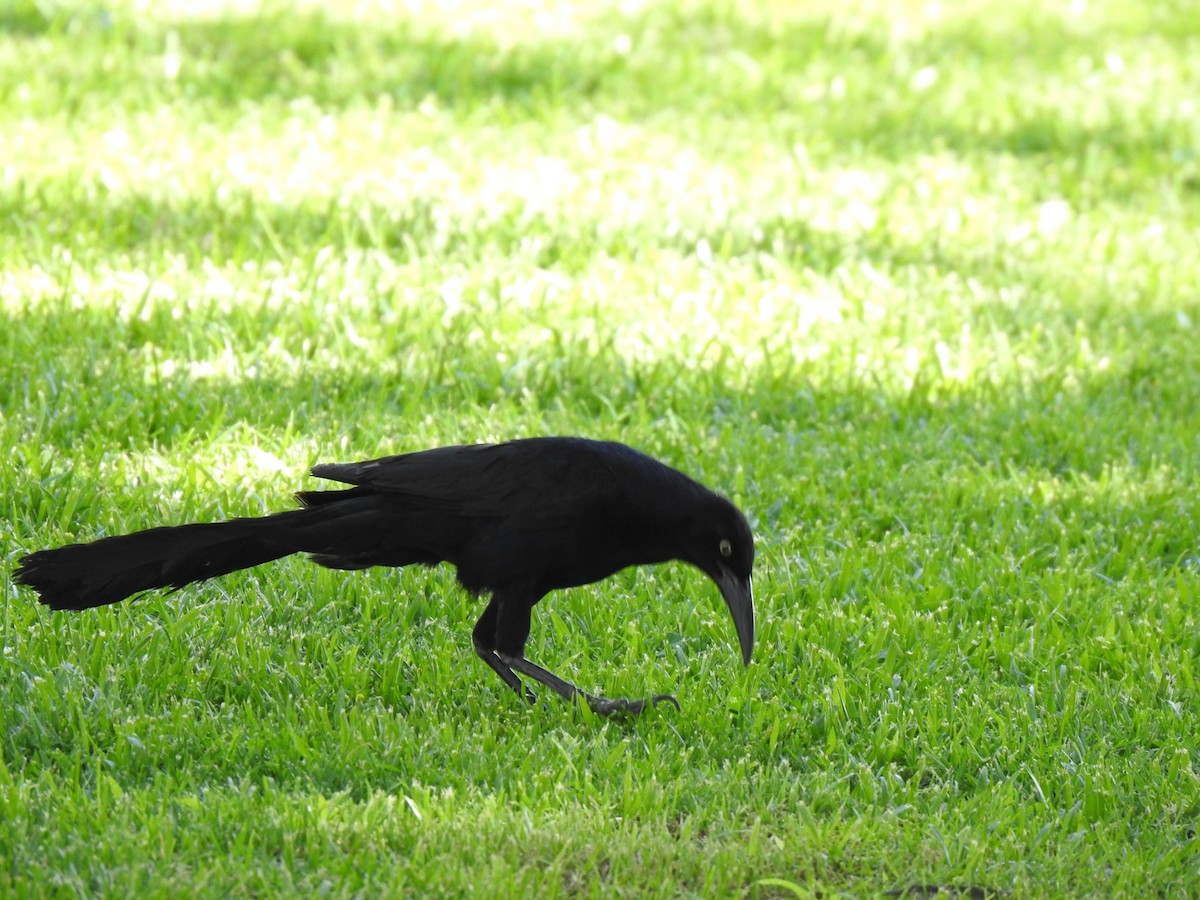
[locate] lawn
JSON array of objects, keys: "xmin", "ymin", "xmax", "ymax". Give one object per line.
[{"xmin": 2, "ymin": 0, "xmax": 1199, "ymax": 895}]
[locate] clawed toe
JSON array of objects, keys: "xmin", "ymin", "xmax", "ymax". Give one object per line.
[{"xmin": 585, "ymin": 692, "xmax": 680, "ymax": 717}]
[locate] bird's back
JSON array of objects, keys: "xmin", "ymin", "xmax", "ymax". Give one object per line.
[
  {"xmin": 308, "ymin": 437, "xmax": 699, "ymax": 518},
  {"xmin": 304, "ymin": 438, "xmax": 714, "ymax": 594}
]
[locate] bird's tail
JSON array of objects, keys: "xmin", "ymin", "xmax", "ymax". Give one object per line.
[{"xmin": 14, "ymin": 501, "xmax": 364, "ymax": 611}]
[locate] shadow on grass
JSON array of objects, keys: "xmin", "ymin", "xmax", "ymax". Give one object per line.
[{"xmin": 2, "ymin": 277, "xmax": 1195, "ymax": 476}]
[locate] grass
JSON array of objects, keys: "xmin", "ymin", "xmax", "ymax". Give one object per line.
[{"xmin": 2, "ymin": 0, "xmax": 1199, "ymax": 895}]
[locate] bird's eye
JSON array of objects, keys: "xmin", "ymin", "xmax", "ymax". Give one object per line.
[{"xmin": 719, "ymin": 539, "xmax": 732, "ymax": 558}]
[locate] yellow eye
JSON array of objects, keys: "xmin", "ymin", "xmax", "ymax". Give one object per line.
[{"xmin": 719, "ymin": 539, "xmax": 732, "ymax": 557}]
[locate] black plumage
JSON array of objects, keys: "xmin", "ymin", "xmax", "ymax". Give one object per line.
[{"xmin": 15, "ymin": 437, "xmax": 755, "ymax": 714}]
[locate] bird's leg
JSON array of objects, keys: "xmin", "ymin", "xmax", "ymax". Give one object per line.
[
  {"xmin": 472, "ymin": 633, "xmax": 536, "ymax": 705},
  {"xmin": 497, "ymin": 653, "xmax": 679, "ymax": 717},
  {"xmin": 474, "ymin": 640, "xmax": 537, "ymax": 705},
  {"xmin": 472, "ymin": 597, "xmax": 536, "ymax": 704},
  {"xmin": 483, "ymin": 590, "xmax": 677, "ymax": 716}
]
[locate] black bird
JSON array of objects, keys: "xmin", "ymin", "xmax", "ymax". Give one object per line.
[{"xmin": 14, "ymin": 437, "xmax": 755, "ymax": 715}]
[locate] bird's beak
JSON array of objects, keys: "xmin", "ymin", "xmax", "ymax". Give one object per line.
[{"xmin": 714, "ymin": 567, "xmax": 754, "ymax": 665}]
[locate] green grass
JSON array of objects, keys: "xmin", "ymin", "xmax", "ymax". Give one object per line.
[{"xmin": 2, "ymin": 0, "xmax": 1199, "ymax": 895}]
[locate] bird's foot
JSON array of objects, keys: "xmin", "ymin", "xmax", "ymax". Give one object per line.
[
  {"xmin": 495, "ymin": 652, "xmax": 679, "ymax": 716},
  {"xmin": 585, "ymin": 692, "xmax": 680, "ymax": 717}
]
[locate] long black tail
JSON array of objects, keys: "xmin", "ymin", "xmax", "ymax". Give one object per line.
[{"xmin": 15, "ymin": 496, "xmax": 377, "ymax": 611}]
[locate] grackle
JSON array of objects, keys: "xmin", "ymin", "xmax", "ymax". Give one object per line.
[{"xmin": 15, "ymin": 437, "xmax": 755, "ymax": 715}]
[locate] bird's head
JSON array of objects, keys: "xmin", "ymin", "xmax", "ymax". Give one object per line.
[{"xmin": 681, "ymin": 493, "xmax": 755, "ymax": 666}]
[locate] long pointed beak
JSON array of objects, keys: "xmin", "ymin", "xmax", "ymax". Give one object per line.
[{"xmin": 714, "ymin": 568, "xmax": 754, "ymax": 665}]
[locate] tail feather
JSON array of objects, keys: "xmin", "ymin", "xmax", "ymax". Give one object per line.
[{"xmin": 15, "ymin": 503, "xmax": 367, "ymax": 611}]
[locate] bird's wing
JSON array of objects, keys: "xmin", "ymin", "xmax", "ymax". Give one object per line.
[{"xmin": 309, "ymin": 439, "xmax": 626, "ymax": 520}]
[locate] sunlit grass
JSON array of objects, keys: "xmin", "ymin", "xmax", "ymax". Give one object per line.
[{"xmin": 2, "ymin": 0, "xmax": 1199, "ymax": 896}]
